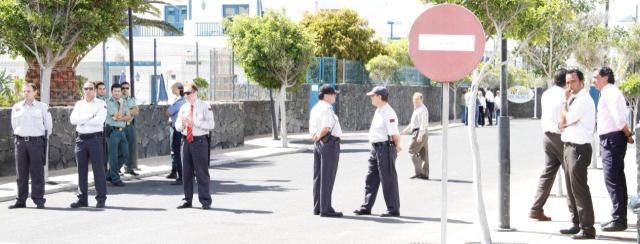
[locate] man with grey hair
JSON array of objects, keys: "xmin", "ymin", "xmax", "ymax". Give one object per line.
[{"xmin": 402, "ymin": 92, "xmax": 429, "ymax": 180}]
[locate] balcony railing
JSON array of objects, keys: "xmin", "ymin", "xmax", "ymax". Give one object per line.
[
  {"xmin": 195, "ymin": 22, "xmax": 224, "ymax": 36},
  {"xmin": 122, "ymin": 26, "xmax": 182, "ymax": 37}
]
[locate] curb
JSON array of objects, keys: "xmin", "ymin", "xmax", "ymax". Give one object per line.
[{"xmin": 0, "ymin": 147, "xmax": 310, "ymax": 203}]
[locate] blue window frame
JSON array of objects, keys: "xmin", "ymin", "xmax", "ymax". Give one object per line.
[
  {"xmin": 222, "ymin": 4, "xmax": 250, "ymax": 18},
  {"xmin": 165, "ymin": 5, "xmax": 188, "ymax": 35}
]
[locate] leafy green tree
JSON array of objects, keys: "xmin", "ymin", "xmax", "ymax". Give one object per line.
[
  {"xmin": 365, "ymin": 55, "xmax": 400, "ymax": 84},
  {"xmin": 619, "ymin": 74, "xmax": 640, "ymax": 128},
  {"xmin": 301, "ymin": 9, "xmax": 385, "ymax": 62},
  {"xmin": 193, "ymin": 77, "xmax": 209, "ymax": 100},
  {"xmin": 0, "ymin": 69, "xmax": 24, "ymax": 107},
  {"xmin": 386, "ymin": 39, "xmax": 412, "ymax": 66},
  {"xmin": 225, "ymin": 10, "xmax": 315, "ymax": 148}
]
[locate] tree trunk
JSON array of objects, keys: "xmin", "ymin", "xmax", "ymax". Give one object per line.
[
  {"xmin": 279, "ymin": 82, "xmax": 288, "ymax": 148},
  {"xmin": 39, "ymin": 65, "xmax": 53, "ymax": 105},
  {"xmin": 634, "ymin": 98, "xmax": 639, "ymax": 130}
]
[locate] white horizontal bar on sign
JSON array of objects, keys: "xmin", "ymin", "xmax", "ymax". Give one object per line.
[{"xmin": 418, "ymin": 34, "xmax": 475, "ymax": 52}]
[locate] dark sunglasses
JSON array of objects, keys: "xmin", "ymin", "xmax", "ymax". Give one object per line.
[
  {"xmin": 184, "ymin": 91, "xmax": 194, "ymax": 95},
  {"xmin": 83, "ymin": 87, "xmax": 94, "ymax": 91}
]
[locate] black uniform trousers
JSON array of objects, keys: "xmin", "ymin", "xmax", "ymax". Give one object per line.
[
  {"xmin": 563, "ymin": 142, "xmax": 595, "ymax": 233},
  {"xmin": 486, "ymin": 102, "xmax": 495, "ymax": 125},
  {"xmin": 182, "ymin": 135, "xmax": 212, "ymax": 206},
  {"xmin": 14, "ymin": 136, "xmax": 46, "ymax": 205},
  {"xmin": 313, "ymin": 136, "xmax": 340, "ymax": 214},
  {"xmin": 74, "ymin": 133, "xmax": 107, "ymax": 203},
  {"xmin": 531, "ymin": 132, "xmax": 564, "ymax": 212},
  {"xmin": 170, "ymin": 127, "xmax": 183, "ymax": 180},
  {"xmin": 359, "ymin": 142, "xmax": 400, "ymax": 213},
  {"xmin": 600, "ymin": 131, "xmax": 628, "ymax": 223}
]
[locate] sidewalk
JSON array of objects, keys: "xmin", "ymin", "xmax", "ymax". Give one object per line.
[{"xmin": 0, "ymin": 122, "xmax": 464, "ymax": 202}]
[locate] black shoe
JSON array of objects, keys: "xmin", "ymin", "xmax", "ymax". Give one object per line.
[
  {"xmin": 380, "ymin": 211, "xmax": 400, "ymax": 217},
  {"xmin": 111, "ymin": 181, "xmax": 125, "ymax": 187},
  {"xmin": 202, "ymin": 205, "xmax": 211, "ymax": 210},
  {"xmin": 353, "ymin": 209, "xmax": 371, "ymax": 215},
  {"xmin": 125, "ymin": 171, "xmax": 139, "ymax": 176},
  {"xmin": 70, "ymin": 200, "xmax": 89, "ymax": 208},
  {"xmin": 560, "ymin": 225, "xmax": 580, "ymax": 234},
  {"xmin": 171, "ymin": 179, "xmax": 183, "ymax": 185},
  {"xmin": 177, "ymin": 202, "xmax": 192, "ymax": 209},
  {"xmin": 410, "ymin": 175, "xmax": 420, "ymax": 179},
  {"xmin": 313, "ymin": 210, "xmax": 320, "ymax": 216},
  {"xmin": 166, "ymin": 171, "xmax": 177, "ymax": 179},
  {"xmin": 36, "ymin": 204, "xmax": 45, "ymax": 209},
  {"xmin": 601, "ymin": 221, "xmax": 627, "ymax": 232},
  {"xmin": 96, "ymin": 202, "xmax": 105, "ymax": 208},
  {"xmin": 106, "ymin": 177, "xmax": 113, "ymax": 183},
  {"xmin": 418, "ymin": 175, "xmax": 429, "ymax": 180},
  {"xmin": 8, "ymin": 203, "xmax": 26, "ymax": 209},
  {"xmin": 320, "ymin": 212, "xmax": 343, "ymax": 217},
  {"xmin": 571, "ymin": 231, "xmax": 595, "ymax": 240}
]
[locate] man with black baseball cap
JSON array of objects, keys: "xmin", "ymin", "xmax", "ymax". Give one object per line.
[
  {"xmin": 309, "ymin": 84, "xmax": 343, "ymax": 217},
  {"xmin": 354, "ymin": 86, "xmax": 402, "ymax": 217}
]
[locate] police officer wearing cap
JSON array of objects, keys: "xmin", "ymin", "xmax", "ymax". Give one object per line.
[
  {"xmin": 309, "ymin": 84, "xmax": 343, "ymax": 217},
  {"xmin": 176, "ymin": 83, "xmax": 215, "ymax": 209},
  {"xmin": 354, "ymin": 86, "xmax": 402, "ymax": 217},
  {"xmin": 105, "ymin": 83, "xmax": 130, "ymax": 187},
  {"xmin": 9, "ymin": 83, "xmax": 52, "ymax": 209},
  {"xmin": 69, "ymin": 81, "xmax": 108, "ymax": 208}
]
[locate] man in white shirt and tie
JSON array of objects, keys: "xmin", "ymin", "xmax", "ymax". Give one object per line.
[
  {"xmin": 309, "ymin": 84, "xmax": 343, "ymax": 217},
  {"xmin": 529, "ymin": 68, "xmax": 566, "ymax": 221},
  {"xmin": 592, "ymin": 67, "xmax": 634, "ymax": 232},
  {"xmin": 558, "ymin": 69, "xmax": 596, "ymax": 240},
  {"xmin": 402, "ymin": 92, "xmax": 429, "ymax": 180}
]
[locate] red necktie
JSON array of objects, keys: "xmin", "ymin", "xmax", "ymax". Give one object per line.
[{"xmin": 186, "ymin": 104, "xmax": 194, "ymax": 143}]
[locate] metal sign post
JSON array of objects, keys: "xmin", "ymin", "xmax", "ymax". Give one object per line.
[{"xmin": 441, "ymin": 82, "xmax": 449, "ymax": 244}]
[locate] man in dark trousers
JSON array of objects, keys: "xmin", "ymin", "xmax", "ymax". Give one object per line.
[
  {"xmin": 105, "ymin": 84, "xmax": 130, "ymax": 186},
  {"xmin": 354, "ymin": 86, "xmax": 402, "ymax": 217},
  {"xmin": 166, "ymin": 82, "xmax": 186, "ymax": 185},
  {"xmin": 529, "ymin": 68, "xmax": 567, "ymax": 221},
  {"xmin": 558, "ymin": 69, "xmax": 596, "ymax": 239},
  {"xmin": 593, "ymin": 67, "xmax": 634, "ymax": 232},
  {"xmin": 9, "ymin": 83, "xmax": 52, "ymax": 209},
  {"xmin": 309, "ymin": 84, "xmax": 343, "ymax": 217},
  {"xmin": 69, "ymin": 81, "xmax": 108, "ymax": 208},
  {"xmin": 175, "ymin": 83, "xmax": 215, "ymax": 209}
]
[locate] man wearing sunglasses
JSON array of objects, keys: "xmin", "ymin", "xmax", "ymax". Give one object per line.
[
  {"xmin": 120, "ymin": 82, "xmax": 139, "ymax": 176},
  {"xmin": 175, "ymin": 83, "xmax": 215, "ymax": 209},
  {"xmin": 105, "ymin": 83, "xmax": 131, "ymax": 187},
  {"xmin": 69, "ymin": 82, "xmax": 108, "ymax": 208}
]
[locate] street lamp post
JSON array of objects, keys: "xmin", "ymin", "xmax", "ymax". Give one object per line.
[{"xmin": 387, "ymin": 21, "xmax": 395, "ymax": 40}]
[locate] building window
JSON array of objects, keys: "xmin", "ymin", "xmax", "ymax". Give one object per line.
[
  {"xmin": 165, "ymin": 5, "xmax": 188, "ymax": 35},
  {"xmin": 222, "ymin": 4, "xmax": 249, "ymax": 18}
]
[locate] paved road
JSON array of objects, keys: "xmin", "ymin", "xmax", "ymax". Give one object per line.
[{"xmin": 0, "ymin": 119, "xmax": 637, "ymax": 243}]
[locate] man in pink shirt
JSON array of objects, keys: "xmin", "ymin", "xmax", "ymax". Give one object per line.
[{"xmin": 593, "ymin": 67, "xmax": 635, "ymax": 232}]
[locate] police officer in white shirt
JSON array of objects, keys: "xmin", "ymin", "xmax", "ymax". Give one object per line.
[
  {"xmin": 558, "ymin": 69, "xmax": 596, "ymax": 240},
  {"xmin": 485, "ymin": 89, "xmax": 495, "ymax": 125},
  {"xmin": 529, "ymin": 68, "xmax": 566, "ymax": 221},
  {"xmin": 592, "ymin": 67, "xmax": 634, "ymax": 232},
  {"xmin": 69, "ymin": 81, "xmax": 108, "ymax": 208},
  {"xmin": 402, "ymin": 92, "xmax": 429, "ymax": 180},
  {"xmin": 309, "ymin": 84, "xmax": 343, "ymax": 217},
  {"xmin": 354, "ymin": 86, "xmax": 401, "ymax": 217},
  {"xmin": 175, "ymin": 83, "xmax": 215, "ymax": 210},
  {"xmin": 9, "ymin": 83, "xmax": 52, "ymax": 209}
]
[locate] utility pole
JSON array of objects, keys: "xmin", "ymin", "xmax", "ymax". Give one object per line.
[{"xmin": 128, "ymin": 7, "xmax": 135, "ymax": 96}]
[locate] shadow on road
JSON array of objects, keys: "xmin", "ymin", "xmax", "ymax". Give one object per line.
[
  {"xmin": 40, "ymin": 206, "xmax": 105, "ymax": 212},
  {"xmin": 104, "ymin": 206, "xmax": 166, "ymax": 211},
  {"xmin": 340, "ymin": 215, "xmax": 421, "ymax": 224},
  {"xmin": 209, "ymin": 207, "xmax": 273, "ymax": 214},
  {"xmin": 428, "ymin": 178, "xmax": 472, "ymax": 184},
  {"xmin": 516, "ymin": 229, "xmax": 637, "ymax": 243},
  {"xmin": 213, "ymin": 160, "xmax": 274, "ymax": 170},
  {"xmin": 106, "ymin": 179, "xmax": 293, "ymax": 196}
]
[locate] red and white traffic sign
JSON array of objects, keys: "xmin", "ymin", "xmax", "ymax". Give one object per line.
[{"xmin": 408, "ymin": 4, "xmax": 486, "ymax": 82}]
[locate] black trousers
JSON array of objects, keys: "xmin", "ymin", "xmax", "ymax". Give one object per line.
[
  {"xmin": 486, "ymin": 102, "xmax": 495, "ymax": 125},
  {"xmin": 359, "ymin": 142, "xmax": 400, "ymax": 213},
  {"xmin": 75, "ymin": 134, "xmax": 107, "ymax": 203},
  {"xmin": 170, "ymin": 127, "xmax": 183, "ymax": 180},
  {"xmin": 313, "ymin": 136, "xmax": 340, "ymax": 214},
  {"xmin": 600, "ymin": 131, "xmax": 628, "ymax": 223},
  {"xmin": 182, "ymin": 136, "xmax": 212, "ymax": 206},
  {"xmin": 14, "ymin": 136, "xmax": 46, "ymax": 205},
  {"xmin": 563, "ymin": 142, "xmax": 595, "ymax": 232},
  {"xmin": 531, "ymin": 132, "xmax": 564, "ymax": 212}
]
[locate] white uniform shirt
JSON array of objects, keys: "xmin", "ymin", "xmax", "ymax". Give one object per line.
[
  {"xmin": 175, "ymin": 100, "xmax": 215, "ymax": 136},
  {"xmin": 479, "ymin": 96, "xmax": 486, "ymax": 107},
  {"xmin": 464, "ymin": 92, "xmax": 472, "ymax": 108},
  {"xmin": 309, "ymin": 100, "xmax": 342, "ymax": 137},
  {"xmin": 495, "ymin": 95, "xmax": 502, "ymax": 110},
  {"xmin": 70, "ymin": 98, "xmax": 108, "ymax": 134},
  {"xmin": 485, "ymin": 90, "xmax": 495, "ymax": 103},
  {"xmin": 561, "ymin": 89, "xmax": 596, "ymax": 144},
  {"xmin": 369, "ymin": 103, "xmax": 400, "ymax": 143},
  {"xmin": 597, "ymin": 84, "xmax": 628, "ymax": 135},
  {"xmin": 409, "ymin": 104, "xmax": 429, "ymax": 135},
  {"xmin": 11, "ymin": 100, "xmax": 52, "ymax": 137},
  {"xmin": 541, "ymin": 86, "xmax": 564, "ymax": 134}
]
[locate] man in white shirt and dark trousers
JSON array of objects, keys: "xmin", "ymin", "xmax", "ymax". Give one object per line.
[
  {"xmin": 592, "ymin": 67, "xmax": 634, "ymax": 232},
  {"xmin": 529, "ymin": 69, "xmax": 567, "ymax": 221},
  {"xmin": 69, "ymin": 82, "xmax": 108, "ymax": 208},
  {"xmin": 9, "ymin": 83, "xmax": 52, "ymax": 209},
  {"xmin": 558, "ymin": 69, "xmax": 596, "ymax": 240},
  {"xmin": 309, "ymin": 84, "xmax": 343, "ymax": 217},
  {"xmin": 485, "ymin": 89, "xmax": 495, "ymax": 126},
  {"xmin": 354, "ymin": 86, "xmax": 402, "ymax": 217},
  {"xmin": 402, "ymin": 92, "xmax": 429, "ymax": 180},
  {"xmin": 176, "ymin": 83, "xmax": 215, "ymax": 210}
]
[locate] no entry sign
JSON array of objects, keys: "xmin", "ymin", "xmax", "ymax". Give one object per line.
[{"xmin": 409, "ymin": 4, "xmax": 486, "ymax": 82}]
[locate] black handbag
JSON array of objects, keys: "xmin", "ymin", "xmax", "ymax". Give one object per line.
[{"xmin": 411, "ymin": 128, "xmax": 420, "ymax": 139}]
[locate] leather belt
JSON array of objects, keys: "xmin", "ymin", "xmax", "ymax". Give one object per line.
[
  {"xmin": 372, "ymin": 141, "xmax": 390, "ymax": 147},
  {"xmin": 15, "ymin": 135, "xmax": 44, "ymax": 142},
  {"xmin": 109, "ymin": 126, "xmax": 126, "ymax": 132},
  {"xmin": 78, "ymin": 132, "xmax": 103, "ymax": 140}
]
